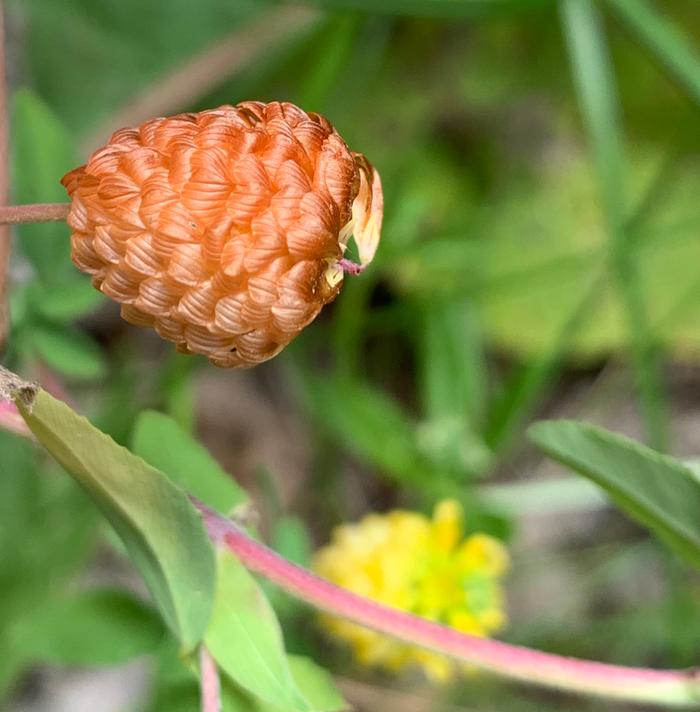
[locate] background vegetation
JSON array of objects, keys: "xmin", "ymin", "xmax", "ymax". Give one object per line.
[{"xmin": 2, "ymin": 0, "xmax": 700, "ymax": 710}]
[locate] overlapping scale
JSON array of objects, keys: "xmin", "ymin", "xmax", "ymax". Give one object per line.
[{"xmin": 62, "ymin": 101, "xmax": 383, "ymax": 367}]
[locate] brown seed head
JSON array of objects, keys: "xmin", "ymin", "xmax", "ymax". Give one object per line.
[{"xmin": 61, "ymin": 102, "xmax": 383, "ymax": 367}]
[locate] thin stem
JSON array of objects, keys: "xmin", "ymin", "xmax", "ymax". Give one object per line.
[
  {"xmin": 199, "ymin": 646, "xmax": 221, "ymax": 712},
  {"xmin": 0, "ymin": 203, "xmax": 71, "ymax": 225},
  {"xmin": 196, "ymin": 503, "xmax": 700, "ymax": 708}
]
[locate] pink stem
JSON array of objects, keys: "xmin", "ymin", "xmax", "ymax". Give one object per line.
[
  {"xmin": 0, "ymin": 203, "xmax": 70, "ymax": 225},
  {"xmin": 199, "ymin": 645, "xmax": 221, "ymax": 712},
  {"xmin": 196, "ymin": 503, "xmax": 700, "ymax": 708},
  {"xmin": 0, "ymin": 400, "xmax": 32, "ymax": 438}
]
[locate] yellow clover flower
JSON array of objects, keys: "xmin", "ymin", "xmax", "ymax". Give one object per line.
[{"xmin": 312, "ymin": 500, "xmax": 509, "ymax": 681}]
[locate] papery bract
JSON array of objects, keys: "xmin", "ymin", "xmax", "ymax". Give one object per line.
[{"xmin": 62, "ymin": 102, "xmax": 382, "ymax": 367}]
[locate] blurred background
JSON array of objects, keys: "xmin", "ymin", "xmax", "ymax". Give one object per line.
[{"xmin": 2, "ymin": 0, "xmax": 700, "ymax": 710}]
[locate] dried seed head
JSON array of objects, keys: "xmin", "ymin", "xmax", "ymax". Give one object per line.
[{"xmin": 61, "ymin": 102, "xmax": 383, "ymax": 367}]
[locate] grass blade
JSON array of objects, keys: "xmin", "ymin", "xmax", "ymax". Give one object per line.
[
  {"xmin": 561, "ymin": 0, "xmax": 667, "ymax": 450},
  {"xmin": 608, "ymin": 0, "xmax": 700, "ymax": 106}
]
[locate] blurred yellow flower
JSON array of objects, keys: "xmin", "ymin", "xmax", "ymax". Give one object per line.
[{"xmin": 312, "ymin": 500, "xmax": 509, "ymax": 681}]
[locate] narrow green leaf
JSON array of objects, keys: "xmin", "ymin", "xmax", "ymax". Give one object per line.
[
  {"xmin": 529, "ymin": 419, "xmax": 700, "ymax": 568},
  {"xmin": 561, "ymin": 0, "xmax": 626, "ymax": 229},
  {"xmin": 9, "ymin": 588, "xmax": 165, "ymax": 666},
  {"xmin": 205, "ymin": 549, "xmax": 311, "ymax": 712},
  {"xmin": 132, "ymin": 410, "xmax": 248, "ymax": 514},
  {"xmin": 419, "ymin": 299, "xmax": 486, "ymax": 427},
  {"xmin": 11, "ymin": 90, "xmax": 75, "ymax": 285},
  {"xmin": 10, "ymin": 381, "xmax": 216, "ymax": 650},
  {"xmin": 608, "ymin": 0, "xmax": 700, "ymax": 106},
  {"xmin": 30, "ymin": 324, "xmax": 106, "ymax": 380},
  {"xmin": 562, "ymin": 0, "xmax": 667, "ymax": 450},
  {"xmin": 417, "ymin": 299, "xmax": 491, "ymax": 475}
]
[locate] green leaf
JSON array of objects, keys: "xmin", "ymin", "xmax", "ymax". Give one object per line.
[
  {"xmin": 0, "ymin": 431, "xmax": 98, "ymax": 649},
  {"xmin": 205, "ymin": 549, "xmax": 311, "ymax": 712},
  {"xmin": 419, "ymin": 299, "xmax": 486, "ymax": 427},
  {"xmin": 278, "ymin": 657, "xmax": 346, "ymax": 712},
  {"xmin": 9, "ymin": 588, "xmax": 165, "ymax": 666},
  {"xmin": 562, "ymin": 0, "xmax": 626, "ymax": 228},
  {"xmin": 11, "ymin": 89, "xmax": 75, "ymax": 285},
  {"xmin": 29, "ymin": 324, "xmax": 106, "ymax": 380},
  {"xmin": 302, "ymin": 375, "xmax": 429, "ymax": 486},
  {"xmin": 10, "ymin": 381, "xmax": 216, "ymax": 650},
  {"xmin": 132, "ymin": 410, "xmax": 248, "ymax": 514},
  {"xmin": 607, "ymin": 0, "xmax": 700, "ymax": 106},
  {"xmin": 529, "ymin": 419, "xmax": 700, "ymax": 568},
  {"xmin": 31, "ymin": 278, "xmax": 105, "ymax": 322}
]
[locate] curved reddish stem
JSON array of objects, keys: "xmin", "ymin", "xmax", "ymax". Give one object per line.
[
  {"xmin": 196, "ymin": 503, "xmax": 700, "ymax": 708},
  {"xmin": 0, "ymin": 203, "xmax": 70, "ymax": 225}
]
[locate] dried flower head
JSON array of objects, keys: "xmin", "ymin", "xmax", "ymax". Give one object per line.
[
  {"xmin": 61, "ymin": 102, "xmax": 383, "ymax": 367},
  {"xmin": 313, "ymin": 500, "xmax": 509, "ymax": 681}
]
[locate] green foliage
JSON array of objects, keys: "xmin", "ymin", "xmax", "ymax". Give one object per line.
[
  {"xmin": 0, "ymin": 431, "xmax": 98, "ymax": 697},
  {"xmin": 11, "ymin": 89, "xmax": 76, "ymax": 284},
  {"xmin": 264, "ymin": 657, "xmax": 346, "ymax": 712},
  {"xmin": 529, "ymin": 420, "xmax": 700, "ymax": 568},
  {"xmin": 301, "ymin": 374, "xmax": 432, "ymax": 485},
  {"xmin": 205, "ymin": 549, "xmax": 312, "ymax": 711},
  {"xmin": 31, "ymin": 278, "xmax": 106, "ymax": 322},
  {"xmin": 609, "ymin": 0, "xmax": 700, "ymax": 105},
  {"xmin": 6, "ymin": 391, "xmax": 346, "ymax": 711},
  {"xmin": 10, "ymin": 89, "xmax": 107, "ymax": 381},
  {"xmin": 7, "ymin": 588, "xmax": 165, "ymax": 666},
  {"xmin": 562, "ymin": 0, "xmax": 666, "ymax": 450},
  {"xmin": 133, "ymin": 410, "xmax": 249, "ymax": 513},
  {"xmin": 4, "ymin": 0, "xmax": 700, "ymax": 708},
  {"xmin": 29, "ymin": 324, "xmax": 107, "ymax": 380},
  {"xmin": 19, "ymin": 0, "xmax": 265, "ymax": 133},
  {"xmin": 149, "ymin": 645, "xmax": 346, "ymax": 712},
  {"xmin": 14, "ymin": 387, "xmax": 216, "ymax": 651}
]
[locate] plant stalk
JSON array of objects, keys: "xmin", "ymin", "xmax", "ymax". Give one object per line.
[
  {"xmin": 199, "ymin": 646, "xmax": 221, "ymax": 712},
  {"xmin": 197, "ymin": 503, "xmax": 700, "ymax": 708},
  {"xmin": 0, "ymin": 202, "xmax": 71, "ymax": 225}
]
